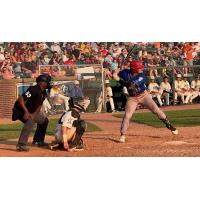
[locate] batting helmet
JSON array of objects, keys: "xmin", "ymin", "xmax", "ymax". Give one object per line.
[{"xmin": 129, "ymin": 60, "xmax": 143, "ymax": 73}]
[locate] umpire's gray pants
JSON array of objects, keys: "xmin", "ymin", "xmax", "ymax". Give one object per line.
[{"xmin": 17, "ymin": 113, "xmax": 46, "ymax": 146}]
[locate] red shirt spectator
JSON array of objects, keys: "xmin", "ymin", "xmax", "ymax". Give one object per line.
[
  {"xmin": 183, "ymin": 43, "xmax": 193, "ymax": 60},
  {"xmin": 64, "ymin": 59, "xmax": 75, "ymax": 65}
]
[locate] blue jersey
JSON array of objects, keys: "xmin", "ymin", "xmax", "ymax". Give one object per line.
[{"xmin": 118, "ymin": 69, "xmax": 147, "ymax": 96}]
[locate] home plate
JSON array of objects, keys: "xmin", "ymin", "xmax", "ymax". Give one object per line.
[{"xmin": 164, "ymin": 141, "xmax": 196, "ymax": 145}]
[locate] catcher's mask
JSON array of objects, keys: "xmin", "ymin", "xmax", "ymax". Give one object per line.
[
  {"xmin": 72, "ymin": 104, "xmax": 85, "ymax": 113},
  {"xmin": 36, "ymin": 74, "xmax": 53, "ymax": 91},
  {"xmin": 129, "ymin": 60, "xmax": 143, "ymax": 73}
]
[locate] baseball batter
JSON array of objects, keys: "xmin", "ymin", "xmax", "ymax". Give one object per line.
[{"xmin": 113, "ymin": 60, "xmax": 178, "ymax": 143}]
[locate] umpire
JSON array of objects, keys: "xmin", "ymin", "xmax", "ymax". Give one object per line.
[{"xmin": 12, "ymin": 74, "xmax": 53, "ymax": 151}]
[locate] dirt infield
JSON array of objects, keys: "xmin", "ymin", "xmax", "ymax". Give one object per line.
[{"xmin": 1, "ymin": 104, "xmax": 200, "ymax": 157}]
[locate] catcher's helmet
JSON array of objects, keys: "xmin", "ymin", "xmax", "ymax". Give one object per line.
[
  {"xmin": 36, "ymin": 74, "xmax": 53, "ymax": 90},
  {"xmin": 129, "ymin": 60, "xmax": 143, "ymax": 73},
  {"xmin": 72, "ymin": 104, "xmax": 85, "ymax": 112}
]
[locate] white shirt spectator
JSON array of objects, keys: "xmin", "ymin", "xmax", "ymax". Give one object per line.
[
  {"xmin": 160, "ymin": 82, "xmax": 171, "ymax": 92},
  {"xmin": 148, "ymin": 82, "xmax": 160, "ymax": 92},
  {"xmin": 51, "ymin": 43, "xmax": 62, "ymax": 54},
  {"xmin": 148, "ymin": 81, "xmax": 163, "ymax": 106},
  {"xmin": 191, "ymin": 80, "xmax": 200, "ymax": 91},
  {"xmin": 0, "ymin": 53, "xmax": 5, "ymax": 62},
  {"xmin": 106, "ymin": 86, "xmax": 113, "ymax": 97},
  {"xmin": 182, "ymin": 80, "xmax": 190, "ymax": 90},
  {"xmin": 174, "ymin": 80, "xmax": 184, "ymax": 92}
]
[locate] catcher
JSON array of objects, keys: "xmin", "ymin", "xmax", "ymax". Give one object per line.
[
  {"xmin": 113, "ymin": 60, "xmax": 178, "ymax": 143},
  {"xmin": 49, "ymin": 103, "xmax": 87, "ymax": 151}
]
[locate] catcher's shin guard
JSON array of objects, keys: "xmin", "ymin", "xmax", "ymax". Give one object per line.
[
  {"xmin": 71, "ymin": 120, "xmax": 87, "ymax": 146},
  {"xmin": 33, "ymin": 118, "xmax": 49, "ymax": 143},
  {"xmin": 161, "ymin": 118, "xmax": 178, "ymax": 135}
]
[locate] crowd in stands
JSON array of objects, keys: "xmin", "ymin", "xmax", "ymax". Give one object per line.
[{"xmin": 1, "ymin": 42, "xmax": 200, "ymax": 80}]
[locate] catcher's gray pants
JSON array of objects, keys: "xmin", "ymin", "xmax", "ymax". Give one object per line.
[
  {"xmin": 17, "ymin": 113, "xmax": 47, "ymax": 146},
  {"xmin": 120, "ymin": 91, "xmax": 166, "ymax": 135}
]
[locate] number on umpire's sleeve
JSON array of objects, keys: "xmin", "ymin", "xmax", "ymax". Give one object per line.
[{"xmin": 25, "ymin": 91, "xmax": 32, "ymax": 98}]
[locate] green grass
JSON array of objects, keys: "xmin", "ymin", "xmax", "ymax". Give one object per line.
[
  {"xmin": 113, "ymin": 109, "xmax": 200, "ymax": 128},
  {"xmin": 0, "ymin": 119, "xmax": 101, "ymax": 141}
]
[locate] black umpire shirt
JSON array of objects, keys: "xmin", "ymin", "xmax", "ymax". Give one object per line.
[{"xmin": 15, "ymin": 85, "xmax": 47, "ymax": 114}]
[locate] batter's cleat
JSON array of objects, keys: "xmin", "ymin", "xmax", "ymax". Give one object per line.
[
  {"xmin": 161, "ymin": 118, "xmax": 179, "ymax": 135},
  {"xmin": 16, "ymin": 144, "xmax": 29, "ymax": 152},
  {"xmin": 171, "ymin": 128, "xmax": 179, "ymax": 135},
  {"xmin": 119, "ymin": 135, "xmax": 126, "ymax": 143}
]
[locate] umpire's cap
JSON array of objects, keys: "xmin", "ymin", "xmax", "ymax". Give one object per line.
[
  {"xmin": 36, "ymin": 74, "xmax": 53, "ymax": 89},
  {"xmin": 72, "ymin": 104, "xmax": 85, "ymax": 112}
]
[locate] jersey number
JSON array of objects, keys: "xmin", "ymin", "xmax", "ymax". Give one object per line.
[{"xmin": 25, "ymin": 91, "xmax": 32, "ymax": 98}]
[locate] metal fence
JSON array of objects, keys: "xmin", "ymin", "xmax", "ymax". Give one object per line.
[{"xmin": 39, "ymin": 64, "xmax": 104, "ymax": 112}]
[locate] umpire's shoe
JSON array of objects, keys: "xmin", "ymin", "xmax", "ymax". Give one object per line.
[
  {"xmin": 16, "ymin": 143, "xmax": 29, "ymax": 152},
  {"xmin": 32, "ymin": 141, "xmax": 49, "ymax": 147}
]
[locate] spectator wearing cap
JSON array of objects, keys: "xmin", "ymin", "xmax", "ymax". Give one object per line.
[
  {"xmin": 189, "ymin": 74, "xmax": 200, "ymax": 103},
  {"xmin": 147, "ymin": 76, "xmax": 163, "ymax": 106},
  {"xmin": 174, "ymin": 74, "xmax": 191, "ymax": 104},
  {"xmin": 50, "ymin": 42, "xmax": 62, "ymax": 54},
  {"xmin": 181, "ymin": 74, "xmax": 193, "ymax": 104},
  {"xmin": 160, "ymin": 76, "xmax": 172, "ymax": 106},
  {"xmin": 69, "ymin": 80, "xmax": 90, "ymax": 111},
  {"xmin": 105, "ymin": 79, "xmax": 115, "ymax": 112},
  {"xmin": 96, "ymin": 80, "xmax": 115, "ymax": 113}
]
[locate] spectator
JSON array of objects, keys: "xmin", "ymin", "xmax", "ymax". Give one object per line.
[
  {"xmin": 69, "ymin": 80, "xmax": 90, "ymax": 111},
  {"xmin": 21, "ymin": 54, "xmax": 38, "ymax": 78},
  {"xmin": 12, "ymin": 51, "xmax": 22, "ymax": 73},
  {"xmin": 160, "ymin": 76, "xmax": 172, "ymax": 106},
  {"xmin": 147, "ymin": 53, "xmax": 158, "ymax": 77},
  {"xmin": 189, "ymin": 74, "xmax": 200, "ymax": 103},
  {"xmin": 174, "ymin": 74, "xmax": 191, "ymax": 104},
  {"xmin": 50, "ymin": 42, "xmax": 62, "ymax": 54},
  {"xmin": 0, "ymin": 51, "xmax": 5, "ymax": 63},
  {"xmin": 96, "ymin": 80, "xmax": 115, "ymax": 113},
  {"xmin": 148, "ymin": 76, "xmax": 163, "ymax": 106},
  {"xmin": 39, "ymin": 52, "xmax": 50, "ymax": 65},
  {"xmin": 72, "ymin": 44, "xmax": 81, "ymax": 60},
  {"xmin": 181, "ymin": 74, "xmax": 193, "ymax": 103},
  {"xmin": 182, "ymin": 42, "xmax": 193, "ymax": 75},
  {"xmin": 1, "ymin": 63, "xmax": 15, "ymax": 80},
  {"xmin": 49, "ymin": 51, "xmax": 62, "ymax": 65}
]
